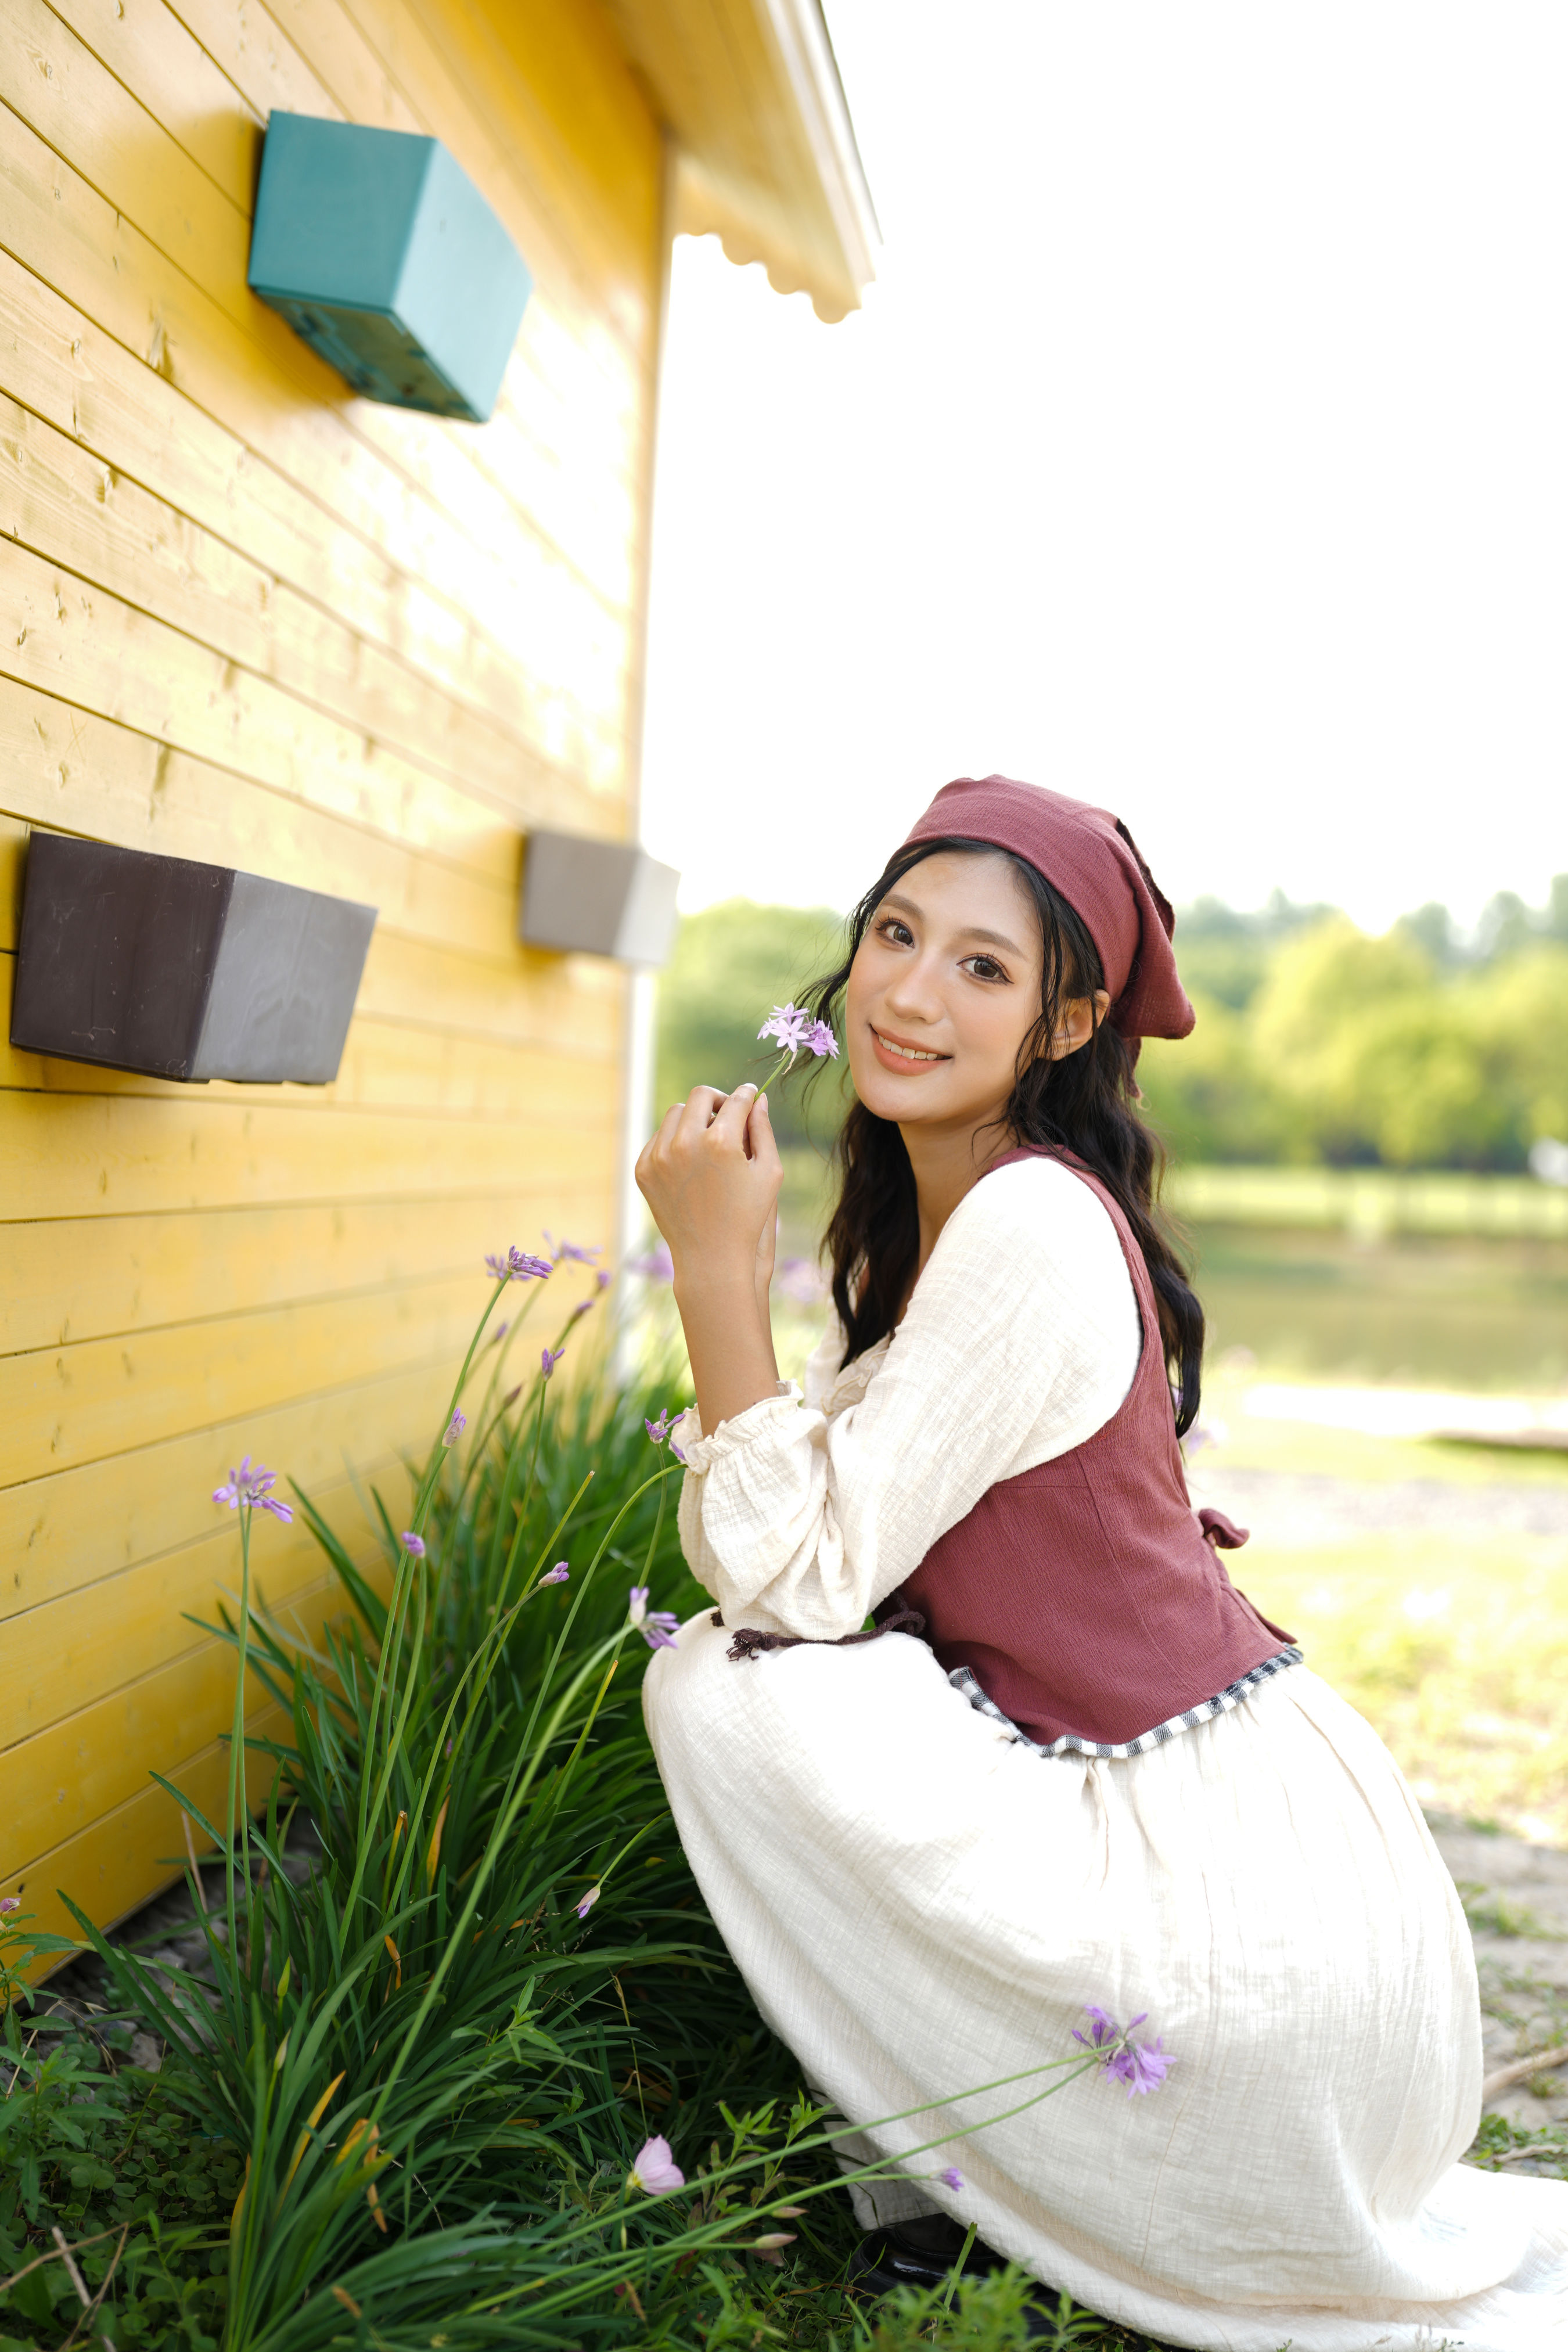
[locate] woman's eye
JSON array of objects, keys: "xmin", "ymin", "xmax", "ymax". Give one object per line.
[
  {"xmin": 962, "ymin": 955, "xmax": 1007, "ymax": 983},
  {"xmin": 877, "ymin": 918, "xmax": 915, "ymax": 947}
]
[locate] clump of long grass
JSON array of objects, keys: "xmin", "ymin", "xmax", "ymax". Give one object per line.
[{"xmin": 45, "ymin": 1256, "xmax": 1138, "ymax": 2352}]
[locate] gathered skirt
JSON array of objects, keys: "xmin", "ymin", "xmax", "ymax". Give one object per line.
[{"xmin": 643, "ymin": 1607, "xmax": 1568, "ymax": 2350}]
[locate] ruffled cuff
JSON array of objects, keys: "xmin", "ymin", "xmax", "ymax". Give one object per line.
[{"xmin": 672, "ymin": 1382, "xmax": 801, "ymax": 1473}]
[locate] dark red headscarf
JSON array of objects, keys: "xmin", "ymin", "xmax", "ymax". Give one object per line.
[{"xmin": 901, "ymin": 775, "xmax": 1194, "ymax": 1051}]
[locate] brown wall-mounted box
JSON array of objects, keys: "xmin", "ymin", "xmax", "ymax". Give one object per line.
[{"xmin": 11, "ymin": 833, "xmax": 377, "ymax": 1084}]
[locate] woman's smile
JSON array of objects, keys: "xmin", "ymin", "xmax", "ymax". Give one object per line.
[{"xmin": 869, "ymin": 1025, "xmax": 950, "ymax": 1070}]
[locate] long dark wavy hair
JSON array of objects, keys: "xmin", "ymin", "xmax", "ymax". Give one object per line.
[{"xmin": 801, "ymin": 836, "xmax": 1206, "ymax": 1437}]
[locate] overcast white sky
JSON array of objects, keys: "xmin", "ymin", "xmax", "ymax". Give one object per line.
[{"xmin": 637, "ymin": 1, "xmax": 1568, "ymax": 933}]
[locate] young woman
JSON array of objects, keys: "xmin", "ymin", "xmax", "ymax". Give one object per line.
[{"xmin": 635, "ymin": 776, "xmax": 1568, "ymax": 2350}]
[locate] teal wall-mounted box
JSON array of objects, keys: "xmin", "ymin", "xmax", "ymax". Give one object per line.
[{"xmin": 247, "ymin": 113, "xmax": 532, "ymax": 423}]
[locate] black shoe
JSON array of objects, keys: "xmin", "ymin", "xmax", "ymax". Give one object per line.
[
  {"xmin": 849, "ymin": 2224, "xmax": 1070, "ymax": 2339},
  {"xmin": 848, "ymin": 2221, "xmax": 1006, "ymax": 2295}
]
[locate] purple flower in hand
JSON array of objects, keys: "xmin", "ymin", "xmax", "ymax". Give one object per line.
[
  {"xmin": 541, "ymin": 1344, "xmax": 565, "ymax": 1379},
  {"xmin": 401, "ymin": 1531, "xmax": 426, "ymax": 1558},
  {"xmin": 804, "ymin": 1018, "xmax": 839, "ymax": 1060},
  {"xmin": 1073, "ymin": 2004, "xmax": 1173, "ymax": 2099},
  {"xmin": 540, "ymin": 1563, "xmax": 569, "ymax": 1586},
  {"xmin": 629, "ymin": 2134, "xmax": 685, "ymax": 2195},
  {"xmin": 575, "ymin": 1885, "xmax": 600, "ymax": 1919},
  {"xmin": 213, "ymin": 1456, "xmax": 294, "ymax": 1523},
  {"xmin": 442, "ymin": 1409, "xmax": 467, "ymax": 1448},
  {"xmin": 758, "ymin": 1003, "xmax": 809, "ymax": 1058},
  {"xmin": 628, "ymin": 1587, "xmax": 679, "ymax": 1650}
]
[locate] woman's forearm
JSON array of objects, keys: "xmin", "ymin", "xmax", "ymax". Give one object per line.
[{"xmin": 675, "ymin": 1267, "xmax": 782, "ymax": 1437}]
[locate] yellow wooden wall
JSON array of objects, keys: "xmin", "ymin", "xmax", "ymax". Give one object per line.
[{"xmin": 0, "ymin": 0, "xmax": 666, "ymax": 1948}]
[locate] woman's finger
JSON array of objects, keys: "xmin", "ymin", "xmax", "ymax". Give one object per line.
[
  {"xmin": 707, "ymin": 1083, "xmax": 758, "ymax": 1149},
  {"xmin": 745, "ymin": 1089, "xmax": 783, "ymax": 1181},
  {"xmin": 676, "ymin": 1084, "xmax": 729, "ymax": 1141}
]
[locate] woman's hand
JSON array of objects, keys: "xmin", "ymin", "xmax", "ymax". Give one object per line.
[
  {"xmin": 635, "ymin": 1085, "xmax": 785, "ymax": 1437},
  {"xmin": 635, "ymin": 1084, "xmax": 782, "ymax": 1293}
]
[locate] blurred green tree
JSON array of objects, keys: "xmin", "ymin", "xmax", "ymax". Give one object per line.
[{"xmin": 654, "ymin": 898, "xmax": 850, "ymax": 1146}]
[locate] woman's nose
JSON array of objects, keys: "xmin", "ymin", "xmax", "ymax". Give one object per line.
[{"xmin": 882, "ymin": 954, "xmax": 945, "ymax": 1025}]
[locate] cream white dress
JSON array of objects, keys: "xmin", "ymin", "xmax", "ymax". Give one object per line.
[{"xmin": 643, "ymin": 1157, "xmax": 1568, "ymax": 2350}]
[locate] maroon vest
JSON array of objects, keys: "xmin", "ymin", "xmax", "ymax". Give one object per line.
[{"xmin": 900, "ymin": 1148, "xmax": 1292, "ymax": 1748}]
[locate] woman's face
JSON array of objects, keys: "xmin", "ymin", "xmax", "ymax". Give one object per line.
[{"xmin": 846, "ymin": 850, "xmax": 1099, "ymax": 1141}]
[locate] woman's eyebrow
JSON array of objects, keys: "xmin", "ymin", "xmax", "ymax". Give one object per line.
[{"xmin": 879, "ymin": 891, "xmax": 1024, "ymax": 955}]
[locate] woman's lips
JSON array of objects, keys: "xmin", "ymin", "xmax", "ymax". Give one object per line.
[{"xmin": 869, "ymin": 1026, "xmax": 948, "ymax": 1072}]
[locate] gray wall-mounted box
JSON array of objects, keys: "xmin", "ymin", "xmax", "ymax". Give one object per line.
[
  {"xmin": 11, "ymin": 833, "xmax": 377, "ymax": 1084},
  {"xmin": 247, "ymin": 113, "xmax": 532, "ymax": 423},
  {"xmin": 519, "ymin": 832, "xmax": 681, "ymax": 968}
]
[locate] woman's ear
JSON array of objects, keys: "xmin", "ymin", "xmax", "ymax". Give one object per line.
[{"xmin": 1048, "ymin": 988, "xmax": 1112, "ymax": 1059}]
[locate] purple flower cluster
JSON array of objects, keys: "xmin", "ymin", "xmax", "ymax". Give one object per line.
[
  {"xmin": 627, "ymin": 1241, "xmax": 674, "ymax": 1283},
  {"xmin": 442, "ymin": 1409, "xmax": 467, "ymax": 1448},
  {"xmin": 540, "ymin": 1563, "xmax": 570, "ymax": 1587},
  {"xmin": 541, "ymin": 1344, "xmax": 565, "ymax": 1380},
  {"xmin": 485, "ymin": 1246, "xmax": 553, "ymax": 1283},
  {"xmin": 1073, "ymin": 2005, "xmax": 1173, "ymax": 2098},
  {"xmin": 757, "ymin": 1004, "xmax": 838, "ymax": 1063},
  {"xmin": 545, "ymin": 1234, "xmax": 602, "ymax": 1266},
  {"xmin": 629, "ymin": 1585, "xmax": 679, "ymax": 1651},
  {"xmin": 401, "ymin": 1531, "xmax": 427, "ymax": 1558},
  {"xmin": 213, "ymin": 1457, "xmax": 294, "ymax": 1523},
  {"xmin": 644, "ymin": 1406, "xmax": 688, "ymax": 1465}
]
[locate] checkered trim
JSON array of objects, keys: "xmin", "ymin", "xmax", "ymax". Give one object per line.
[{"xmin": 950, "ymin": 1645, "xmax": 1305, "ymax": 1761}]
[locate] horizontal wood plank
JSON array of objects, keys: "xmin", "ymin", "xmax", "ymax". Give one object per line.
[
  {"xmin": 0, "ymin": 393, "xmax": 632, "ymax": 811},
  {"xmin": 51, "ymin": 0, "xmax": 268, "ymax": 208},
  {"xmin": 0, "ymin": 537, "xmax": 540, "ymax": 882},
  {"xmin": 5, "ymin": 1520, "xmax": 344, "ymax": 1746},
  {"xmin": 0, "ymin": 1356, "xmax": 459, "ymax": 1616},
  {"xmin": 0, "ymin": 99, "xmax": 636, "ymax": 786},
  {"xmin": 1, "ymin": 1194, "xmax": 609, "ymax": 1356},
  {"xmin": 3, "ymin": 1696, "xmax": 293, "ymax": 1957},
  {"xmin": 0, "ymin": 1088, "xmax": 613, "ymax": 1219},
  {"xmin": 6, "ymin": 1571, "xmax": 351, "ymax": 1869},
  {"xmin": 0, "ymin": 249, "xmax": 630, "ymax": 753},
  {"xmin": 0, "ymin": 681, "xmax": 529, "ymax": 959}
]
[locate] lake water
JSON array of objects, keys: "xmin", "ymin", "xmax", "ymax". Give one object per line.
[{"xmin": 1191, "ymin": 1225, "xmax": 1568, "ymax": 1392}]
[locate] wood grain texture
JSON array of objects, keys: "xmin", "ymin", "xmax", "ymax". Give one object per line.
[
  {"xmin": 5, "ymin": 1521, "xmax": 342, "ymax": 1743},
  {"xmin": 0, "ymin": 100, "xmax": 636, "ymax": 785},
  {"xmin": 0, "ymin": 0, "xmax": 661, "ymax": 1944},
  {"xmin": 0, "ymin": 249, "xmax": 630, "ymax": 746},
  {"xmin": 3, "ymin": 1696, "xmax": 294, "ymax": 1952},
  {"xmin": 0, "ymin": 1356, "xmax": 458, "ymax": 1616},
  {"xmin": 0, "ymin": 393, "xmax": 630, "ymax": 811},
  {"xmin": 1, "ymin": 1192, "xmax": 603, "ymax": 1355},
  {"xmin": 6, "ymin": 1573, "xmax": 353, "ymax": 1869},
  {"xmin": 0, "ymin": 1269, "xmax": 492, "ymax": 1484}
]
